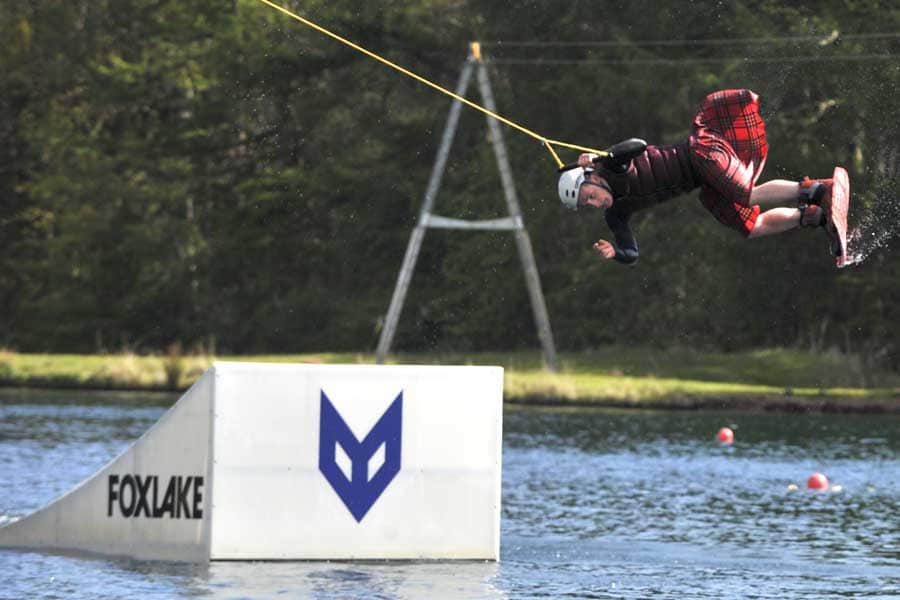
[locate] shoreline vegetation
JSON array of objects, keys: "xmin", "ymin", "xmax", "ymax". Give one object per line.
[{"xmin": 1, "ymin": 348, "xmax": 899, "ymax": 413}]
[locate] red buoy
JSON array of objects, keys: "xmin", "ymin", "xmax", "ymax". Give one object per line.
[
  {"xmin": 807, "ymin": 472, "xmax": 829, "ymax": 490},
  {"xmin": 717, "ymin": 427, "xmax": 734, "ymax": 445}
]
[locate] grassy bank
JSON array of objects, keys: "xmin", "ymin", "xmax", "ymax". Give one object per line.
[{"xmin": 1, "ymin": 348, "xmax": 899, "ymax": 412}]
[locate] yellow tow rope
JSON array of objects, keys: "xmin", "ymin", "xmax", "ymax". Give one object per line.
[{"xmin": 254, "ymin": 0, "xmax": 609, "ymax": 167}]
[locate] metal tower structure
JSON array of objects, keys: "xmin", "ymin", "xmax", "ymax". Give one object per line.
[{"xmin": 375, "ymin": 43, "xmax": 558, "ymax": 371}]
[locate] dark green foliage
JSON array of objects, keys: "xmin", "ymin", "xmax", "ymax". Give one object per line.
[{"xmin": 2, "ymin": 0, "xmax": 900, "ymax": 365}]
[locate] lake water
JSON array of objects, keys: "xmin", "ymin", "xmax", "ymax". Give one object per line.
[{"xmin": 0, "ymin": 389, "xmax": 898, "ymax": 599}]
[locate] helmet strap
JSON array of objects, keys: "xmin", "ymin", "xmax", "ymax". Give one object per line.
[{"xmin": 580, "ymin": 177, "xmax": 613, "ymax": 196}]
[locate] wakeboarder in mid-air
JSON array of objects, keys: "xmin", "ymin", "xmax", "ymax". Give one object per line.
[{"xmin": 558, "ymin": 89, "xmax": 851, "ymax": 267}]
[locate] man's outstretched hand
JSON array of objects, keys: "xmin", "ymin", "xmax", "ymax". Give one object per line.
[{"xmin": 593, "ymin": 239, "xmax": 616, "ymax": 260}]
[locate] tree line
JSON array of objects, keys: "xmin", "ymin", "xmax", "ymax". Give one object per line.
[{"xmin": 2, "ymin": 0, "xmax": 900, "ymax": 367}]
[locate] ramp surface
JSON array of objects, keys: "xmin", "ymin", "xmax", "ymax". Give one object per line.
[{"xmin": 0, "ymin": 363, "xmax": 503, "ymax": 561}]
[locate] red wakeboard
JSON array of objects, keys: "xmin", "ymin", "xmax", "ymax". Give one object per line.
[{"xmin": 827, "ymin": 166, "xmax": 851, "ymax": 268}]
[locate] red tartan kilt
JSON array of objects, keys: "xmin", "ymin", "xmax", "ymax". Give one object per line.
[
  {"xmin": 698, "ymin": 188, "xmax": 761, "ymax": 237},
  {"xmin": 689, "ymin": 89, "xmax": 768, "ymax": 237}
]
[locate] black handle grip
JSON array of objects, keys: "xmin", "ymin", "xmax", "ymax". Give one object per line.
[
  {"xmin": 555, "ymin": 139, "xmax": 647, "ymax": 173},
  {"xmin": 557, "ymin": 155, "xmax": 604, "ymax": 173}
]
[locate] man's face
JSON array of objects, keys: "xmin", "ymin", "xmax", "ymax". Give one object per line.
[{"xmin": 578, "ymin": 172, "xmax": 613, "ymax": 210}]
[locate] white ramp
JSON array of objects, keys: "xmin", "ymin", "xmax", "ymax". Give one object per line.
[{"xmin": 0, "ymin": 362, "xmax": 504, "ymax": 561}]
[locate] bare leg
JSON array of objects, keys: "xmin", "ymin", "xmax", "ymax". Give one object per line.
[
  {"xmin": 749, "ymin": 180, "xmax": 799, "ymax": 206},
  {"xmin": 748, "ymin": 207, "xmax": 801, "ymax": 238}
]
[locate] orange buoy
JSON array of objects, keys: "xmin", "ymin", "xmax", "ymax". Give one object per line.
[
  {"xmin": 717, "ymin": 427, "xmax": 734, "ymax": 445},
  {"xmin": 807, "ymin": 472, "xmax": 829, "ymax": 490}
]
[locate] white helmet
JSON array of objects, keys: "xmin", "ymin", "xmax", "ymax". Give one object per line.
[{"xmin": 558, "ymin": 168, "xmax": 586, "ymax": 210}]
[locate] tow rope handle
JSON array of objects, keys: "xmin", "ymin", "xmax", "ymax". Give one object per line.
[
  {"xmin": 557, "ymin": 157, "xmax": 602, "ymax": 174},
  {"xmin": 557, "ymin": 138, "xmax": 648, "ymax": 173}
]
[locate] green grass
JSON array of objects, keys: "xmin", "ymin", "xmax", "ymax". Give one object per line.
[
  {"xmin": 0, "ymin": 351, "xmax": 211, "ymax": 391},
  {"xmin": 1, "ymin": 347, "xmax": 898, "ymax": 410}
]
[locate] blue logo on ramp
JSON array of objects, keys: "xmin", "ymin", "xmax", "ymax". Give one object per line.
[{"xmin": 319, "ymin": 391, "xmax": 403, "ymax": 522}]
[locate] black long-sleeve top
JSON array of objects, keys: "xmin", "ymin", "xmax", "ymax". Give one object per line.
[
  {"xmin": 604, "ymin": 208, "xmax": 639, "ymax": 265},
  {"xmin": 599, "ymin": 141, "xmax": 699, "ymax": 265}
]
